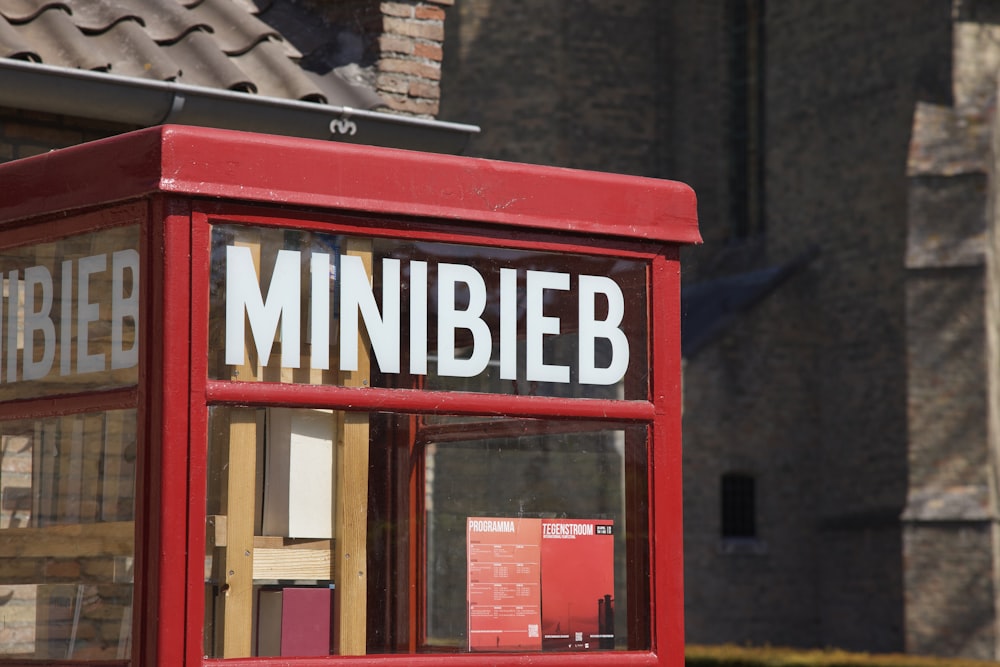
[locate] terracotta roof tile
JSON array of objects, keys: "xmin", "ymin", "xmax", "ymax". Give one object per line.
[{"xmin": 0, "ymin": 0, "xmax": 384, "ymax": 109}]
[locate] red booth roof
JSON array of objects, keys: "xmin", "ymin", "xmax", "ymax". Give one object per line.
[{"xmin": 0, "ymin": 125, "xmax": 700, "ymax": 245}]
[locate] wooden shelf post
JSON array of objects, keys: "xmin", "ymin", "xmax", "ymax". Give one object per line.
[{"xmin": 334, "ymin": 238, "xmax": 373, "ymax": 655}]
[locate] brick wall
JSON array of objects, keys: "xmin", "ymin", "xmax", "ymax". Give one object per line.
[
  {"xmin": 377, "ymin": 1, "xmax": 448, "ymax": 116},
  {"xmin": 899, "ymin": 11, "xmax": 1000, "ymax": 659},
  {"xmin": 440, "ymin": 0, "xmax": 669, "ymax": 175},
  {"xmin": 671, "ymin": 0, "xmax": 953, "ymax": 654},
  {"xmin": 904, "ymin": 524, "xmax": 996, "ymax": 657},
  {"xmin": 303, "ymin": 0, "xmax": 451, "ymax": 118}
]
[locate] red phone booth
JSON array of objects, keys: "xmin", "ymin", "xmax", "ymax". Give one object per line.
[{"xmin": 0, "ymin": 126, "xmax": 698, "ymax": 667}]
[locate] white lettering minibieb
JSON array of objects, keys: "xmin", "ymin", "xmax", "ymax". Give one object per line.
[
  {"xmin": 1, "ymin": 248, "xmax": 139, "ymax": 383},
  {"xmin": 224, "ymin": 246, "xmax": 630, "ymax": 386}
]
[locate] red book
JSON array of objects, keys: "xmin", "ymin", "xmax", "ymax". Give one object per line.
[{"xmin": 280, "ymin": 587, "xmax": 333, "ymax": 656}]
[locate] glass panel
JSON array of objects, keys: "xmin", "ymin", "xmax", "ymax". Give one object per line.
[
  {"xmin": 0, "ymin": 226, "xmax": 140, "ymax": 401},
  {"xmin": 203, "ymin": 407, "xmax": 649, "ymax": 657},
  {"xmin": 421, "ymin": 418, "xmax": 643, "ymax": 652},
  {"xmin": 0, "ymin": 410, "xmax": 137, "ymax": 661},
  {"xmin": 208, "ymin": 224, "xmax": 649, "ymax": 399},
  {"xmin": 204, "ymin": 407, "xmax": 338, "ymax": 659}
]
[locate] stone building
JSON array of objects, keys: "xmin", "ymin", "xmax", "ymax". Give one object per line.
[{"xmin": 441, "ymin": 0, "xmax": 997, "ymax": 661}]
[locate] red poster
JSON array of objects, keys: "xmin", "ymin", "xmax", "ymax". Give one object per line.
[
  {"xmin": 467, "ymin": 517, "xmax": 615, "ymax": 652},
  {"xmin": 467, "ymin": 517, "xmax": 542, "ymax": 651},
  {"xmin": 540, "ymin": 519, "xmax": 615, "ymax": 651}
]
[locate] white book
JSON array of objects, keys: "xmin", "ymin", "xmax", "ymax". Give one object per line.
[{"xmin": 262, "ymin": 408, "xmax": 336, "ymax": 539}]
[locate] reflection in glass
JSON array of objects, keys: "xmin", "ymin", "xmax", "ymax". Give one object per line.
[
  {"xmin": 0, "ymin": 226, "xmax": 140, "ymax": 402},
  {"xmin": 0, "ymin": 411, "xmax": 136, "ymax": 661}
]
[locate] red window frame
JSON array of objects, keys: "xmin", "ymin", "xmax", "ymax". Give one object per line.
[
  {"xmin": 0, "ymin": 204, "xmax": 148, "ymax": 667},
  {"xmin": 171, "ymin": 203, "xmax": 684, "ymax": 667}
]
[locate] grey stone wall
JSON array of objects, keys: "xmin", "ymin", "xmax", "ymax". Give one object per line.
[
  {"xmin": 904, "ymin": 524, "xmax": 996, "ymax": 657},
  {"xmin": 673, "ymin": 0, "xmax": 952, "ymax": 653},
  {"xmin": 899, "ymin": 14, "xmax": 999, "ymax": 658},
  {"xmin": 440, "ymin": 0, "xmax": 669, "ymax": 176}
]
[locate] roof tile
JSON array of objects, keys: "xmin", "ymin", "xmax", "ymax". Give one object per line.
[
  {"xmin": 97, "ymin": 19, "xmax": 180, "ymax": 80},
  {"xmin": 231, "ymin": 38, "xmax": 321, "ymax": 100},
  {"xmin": 236, "ymin": 0, "xmax": 271, "ymax": 12},
  {"xmin": 305, "ymin": 67, "xmax": 384, "ymax": 109},
  {"xmin": 163, "ymin": 29, "xmax": 254, "ymax": 91},
  {"xmin": 0, "ymin": 0, "xmax": 385, "ymax": 110},
  {"xmin": 16, "ymin": 6, "xmax": 110, "ymax": 70},
  {"xmin": 62, "ymin": 0, "xmax": 141, "ymax": 33},
  {"xmin": 117, "ymin": 0, "xmax": 207, "ymax": 44},
  {"xmin": 0, "ymin": 0, "xmax": 69, "ymax": 24},
  {"xmin": 187, "ymin": 0, "xmax": 277, "ymax": 55},
  {"xmin": 0, "ymin": 15, "xmax": 38, "ymax": 59}
]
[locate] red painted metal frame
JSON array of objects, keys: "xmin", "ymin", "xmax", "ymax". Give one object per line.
[
  {"xmin": 0, "ymin": 205, "xmax": 146, "ymax": 667},
  {"xmin": 0, "ymin": 126, "xmax": 699, "ymax": 247},
  {"xmin": 140, "ymin": 197, "xmax": 197, "ymax": 667},
  {"xmin": 0, "ymin": 125, "xmax": 696, "ymax": 667},
  {"xmin": 188, "ymin": 206, "xmax": 683, "ymax": 667},
  {"xmin": 649, "ymin": 249, "xmax": 686, "ymax": 666}
]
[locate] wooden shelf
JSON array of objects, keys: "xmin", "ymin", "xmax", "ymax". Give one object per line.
[
  {"xmin": 252, "ymin": 537, "xmax": 333, "ymax": 581},
  {"xmin": 0, "ymin": 521, "xmax": 133, "ymax": 559}
]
